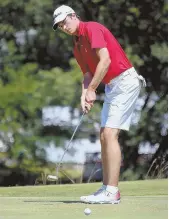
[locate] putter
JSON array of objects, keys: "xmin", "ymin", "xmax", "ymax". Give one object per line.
[{"xmin": 47, "ymin": 111, "xmax": 85, "ymax": 181}]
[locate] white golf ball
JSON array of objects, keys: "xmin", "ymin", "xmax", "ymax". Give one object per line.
[{"xmin": 84, "ymin": 208, "xmax": 91, "ymax": 216}]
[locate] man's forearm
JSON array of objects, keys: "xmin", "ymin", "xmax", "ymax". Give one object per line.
[
  {"xmin": 88, "ymin": 59, "xmax": 111, "ymax": 91},
  {"xmin": 81, "ymin": 72, "xmax": 93, "ymax": 98}
]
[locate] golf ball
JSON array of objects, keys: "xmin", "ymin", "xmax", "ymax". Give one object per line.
[{"xmin": 84, "ymin": 208, "xmax": 91, "ymax": 216}]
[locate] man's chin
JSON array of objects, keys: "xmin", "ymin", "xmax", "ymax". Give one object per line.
[{"xmin": 68, "ymin": 30, "xmax": 76, "ymax": 35}]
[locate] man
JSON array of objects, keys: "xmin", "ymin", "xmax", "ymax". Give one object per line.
[{"xmin": 52, "ymin": 5, "xmax": 146, "ymax": 204}]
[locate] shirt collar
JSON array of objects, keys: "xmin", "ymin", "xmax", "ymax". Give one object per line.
[{"xmin": 77, "ymin": 21, "xmax": 85, "ymax": 36}]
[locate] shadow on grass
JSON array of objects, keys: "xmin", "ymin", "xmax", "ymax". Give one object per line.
[{"xmin": 24, "ymin": 200, "xmax": 82, "ymax": 204}]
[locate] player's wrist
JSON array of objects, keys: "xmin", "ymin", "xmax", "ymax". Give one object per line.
[{"xmin": 87, "ymin": 85, "xmax": 96, "ymax": 92}]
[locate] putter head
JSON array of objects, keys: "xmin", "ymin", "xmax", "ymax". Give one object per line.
[{"xmin": 47, "ymin": 175, "xmax": 58, "ymax": 181}]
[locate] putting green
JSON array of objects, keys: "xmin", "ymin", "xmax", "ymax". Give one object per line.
[{"xmin": 0, "ymin": 179, "xmax": 167, "ymax": 219}]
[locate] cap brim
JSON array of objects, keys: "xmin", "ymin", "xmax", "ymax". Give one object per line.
[{"xmin": 52, "ymin": 14, "xmax": 67, "ymax": 30}]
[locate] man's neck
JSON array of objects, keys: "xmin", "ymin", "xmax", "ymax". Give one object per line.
[{"xmin": 74, "ymin": 20, "xmax": 81, "ymax": 36}]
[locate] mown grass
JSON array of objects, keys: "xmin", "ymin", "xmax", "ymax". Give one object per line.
[{"xmin": 0, "ymin": 179, "xmax": 167, "ymax": 219}]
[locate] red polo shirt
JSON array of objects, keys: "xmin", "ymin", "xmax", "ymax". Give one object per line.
[{"xmin": 73, "ymin": 21, "xmax": 132, "ymax": 84}]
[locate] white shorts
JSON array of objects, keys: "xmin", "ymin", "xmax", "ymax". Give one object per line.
[{"xmin": 101, "ymin": 67, "xmax": 146, "ymax": 131}]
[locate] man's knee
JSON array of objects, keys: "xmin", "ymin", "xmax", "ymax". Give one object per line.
[{"xmin": 100, "ymin": 127, "xmax": 120, "ymax": 142}]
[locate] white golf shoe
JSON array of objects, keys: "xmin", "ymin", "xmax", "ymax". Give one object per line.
[{"xmin": 80, "ymin": 185, "xmax": 121, "ymax": 204}]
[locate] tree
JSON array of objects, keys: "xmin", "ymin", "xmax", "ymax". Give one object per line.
[{"xmin": 0, "ymin": 0, "xmax": 167, "ymax": 179}]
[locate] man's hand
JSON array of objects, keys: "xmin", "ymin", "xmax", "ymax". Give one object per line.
[
  {"xmin": 85, "ymin": 87, "xmax": 96, "ymax": 104},
  {"xmin": 81, "ymin": 96, "xmax": 93, "ymax": 114}
]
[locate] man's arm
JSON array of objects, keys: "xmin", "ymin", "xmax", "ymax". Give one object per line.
[
  {"xmin": 81, "ymin": 72, "xmax": 93, "ymax": 98},
  {"xmin": 81, "ymin": 72, "xmax": 93, "ymax": 112},
  {"xmin": 88, "ymin": 48, "xmax": 111, "ymax": 91}
]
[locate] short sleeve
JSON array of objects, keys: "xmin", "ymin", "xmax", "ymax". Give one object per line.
[{"xmin": 86, "ymin": 24, "xmax": 107, "ymax": 49}]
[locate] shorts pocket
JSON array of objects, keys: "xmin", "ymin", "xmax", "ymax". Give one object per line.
[{"xmin": 117, "ymin": 74, "xmax": 140, "ymax": 93}]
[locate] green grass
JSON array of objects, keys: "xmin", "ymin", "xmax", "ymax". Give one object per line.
[{"xmin": 0, "ymin": 179, "xmax": 167, "ymax": 219}]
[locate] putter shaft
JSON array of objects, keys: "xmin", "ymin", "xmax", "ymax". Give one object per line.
[{"xmin": 56, "ymin": 112, "xmax": 85, "ymax": 177}]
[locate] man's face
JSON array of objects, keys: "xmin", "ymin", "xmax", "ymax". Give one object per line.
[{"xmin": 57, "ymin": 15, "xmax": 78, "ymax": 35}]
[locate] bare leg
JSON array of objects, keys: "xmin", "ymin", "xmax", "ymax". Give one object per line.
[{"xmin": 100, "ymin": 127, "xmax": 121, "ymax": 186}]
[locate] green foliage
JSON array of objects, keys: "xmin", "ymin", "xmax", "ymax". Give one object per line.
[
  {"xmin": 38, "ymin": 59, "xmax": 82, "ymax": 106},
  {"xmin": 0, "ymin": 0, "xmax": 167, "ymax": 178},
  {"xmin": 121, "ymin": 169, "xmax": 141, "ymax": 181}
]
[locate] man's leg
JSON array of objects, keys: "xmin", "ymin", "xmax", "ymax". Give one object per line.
[
  {"xmin": 80, "ymin": 111, "xmax": 122, "ymax": 203},
  {"xmin": 80, "ymin": 126, "xmax": 121, "ymax": 203},
  {"xmin": 100, "ymin": 127, "xmax": 121, "ymax": 186}
]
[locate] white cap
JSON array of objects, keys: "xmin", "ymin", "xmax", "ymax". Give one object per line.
[{"xmin": 53, "ymin": 5, "xmax": 75, "ymax": 30}]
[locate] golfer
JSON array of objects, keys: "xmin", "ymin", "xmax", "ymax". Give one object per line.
[{"xmin": 52, "ymin": 5, "xmax": 146, "ymax": 204}]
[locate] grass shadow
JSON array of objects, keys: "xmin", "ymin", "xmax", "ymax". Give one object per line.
[{"xmin": 24, "ymin": 200, "xmax": 82, "ymax": 204}]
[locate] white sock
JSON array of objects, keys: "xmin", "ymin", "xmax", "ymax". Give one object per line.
[
  {"xmin": 102, "ymin": 184, "xmax": 107, "ymax": 189},
  {"xmin": 105, "ymin": 185, "xmax": 118, "ymax": 194}
]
